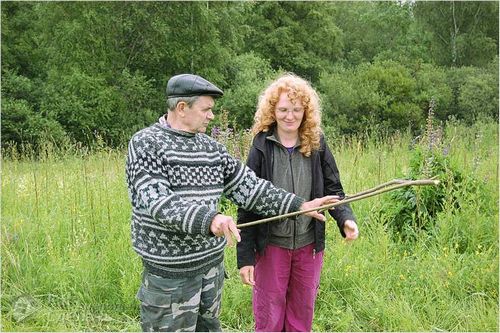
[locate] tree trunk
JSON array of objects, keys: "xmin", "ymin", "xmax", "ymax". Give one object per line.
[{"xmin": 450, "ymin": 1, "xmax": 458, "ymax": 66}]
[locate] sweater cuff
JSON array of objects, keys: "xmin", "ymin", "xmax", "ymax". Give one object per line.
[
  {"xmin": 289, "ymin": 195, "xmax": 305, "ymax": 213},
  {"xmin": 197, "ymin": 208, "xmax": 219, "ymax": 235}
]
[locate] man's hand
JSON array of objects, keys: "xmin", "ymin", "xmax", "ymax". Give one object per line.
[
  {"xmin": 210, "ymin": 214, "xmax": 241, "ymax": 247},
  {"xmin": 300, "ymin": 195, "xmax": 340, "ymax": 221},
  {"xmin": 343, "ymin": 219, "xmax": 359, "ymax": 240},
  {"xmin": 239, "ymin": 265, "xmax": 255, "ymax": 286}
]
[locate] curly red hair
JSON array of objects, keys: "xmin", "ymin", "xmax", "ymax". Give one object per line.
[{"xmin": 252, "ymin": 73, "xmax": 322, "ymax": 157}]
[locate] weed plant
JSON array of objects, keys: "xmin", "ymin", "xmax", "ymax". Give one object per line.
[
  {"xmin": 1, "ymin": 118, "xmax": 498, "ymax": 331},
  {"xmin": 380, "ymin": 102, "xmax": 485, "ymax": 242}
]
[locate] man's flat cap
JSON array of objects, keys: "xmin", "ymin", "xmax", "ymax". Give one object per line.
[{"xmin": 166, "ymin": 74, "xmax": 223, "ymax": 98}]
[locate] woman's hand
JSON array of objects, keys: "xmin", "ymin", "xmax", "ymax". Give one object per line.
[
  {"xmin": 239, "ymin": 266, "xmax": 255, "ymax": 286},
  {"xmin": 343, "ymin": 219, "xmax": 359, "ymax": 240}
]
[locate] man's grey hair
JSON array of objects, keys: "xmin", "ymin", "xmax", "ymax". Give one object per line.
[{"xmin": 167, "ymin": 96, "xmax": 200, "ymax": 111}]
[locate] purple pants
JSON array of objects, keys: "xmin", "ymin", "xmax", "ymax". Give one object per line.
[{"xmin": 253, "ymin": 243, "xmax": 324, "ymax": 332}]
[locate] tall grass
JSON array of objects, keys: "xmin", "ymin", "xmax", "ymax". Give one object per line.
[{"xmin": 1, "ymin": 120, "xmax": 498, "ymax": 331}]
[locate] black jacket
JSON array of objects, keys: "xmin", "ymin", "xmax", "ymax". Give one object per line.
[{"xmin": 236, "ymin": 129, "xmax": 356, "ymax": 269}]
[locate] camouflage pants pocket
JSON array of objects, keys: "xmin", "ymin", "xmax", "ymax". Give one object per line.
[
  {"xmin": 137, "ymin": 287, "xmax": 174, "ymax": 331},
  {"xmin": 196, "ymin": 264, "xmax": 224, "ymax": 331},
  {"xmin": 137, "ymin": 265, "xmax": 226, "ymax": 332}
]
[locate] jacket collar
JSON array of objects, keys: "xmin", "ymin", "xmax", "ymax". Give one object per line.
[
  {"xmin": 267, "ymin": 132, "xmax": 301, "ymax": 149},
  {"xmin": 254, "ymin": 126, "xmax": 327, "ymax": 157},
  {"xmin": 253, "ymin": 126, "xmax": 276, "ymax": 153}
]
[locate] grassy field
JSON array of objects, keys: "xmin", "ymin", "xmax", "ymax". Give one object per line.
[{"xmin": 1, "ymin": 120, "xmax": 498, "ymax": 331}]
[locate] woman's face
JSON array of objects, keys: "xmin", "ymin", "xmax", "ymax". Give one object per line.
[{"xmin": 274, "ymin": 92, "xmax": 304, "ymax": 135}]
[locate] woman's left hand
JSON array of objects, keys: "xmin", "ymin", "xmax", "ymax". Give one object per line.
[{"xmin": 343, "ymin": 220, "xmax": 359, "ymax": 241}]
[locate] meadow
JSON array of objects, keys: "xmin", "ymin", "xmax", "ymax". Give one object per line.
[{"xmin": 1, "ymin": 119, "xmax": 498, "ymax": 332}]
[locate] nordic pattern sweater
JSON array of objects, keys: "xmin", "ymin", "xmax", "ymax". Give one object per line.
[{"xmin": 126, "ymin": 124, "xmax": 304, "ymax": 278}]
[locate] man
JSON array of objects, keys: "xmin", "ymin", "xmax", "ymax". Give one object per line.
[{"xmin": 126, "ymin": 74, "xmax": 338, "ymax": 332}]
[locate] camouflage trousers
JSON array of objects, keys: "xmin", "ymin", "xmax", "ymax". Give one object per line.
[{"xmin": 137, "ymin": 262, "xmax": 225, "ymax": 332}]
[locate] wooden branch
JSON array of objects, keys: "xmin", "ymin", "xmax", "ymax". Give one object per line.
[
  {"xmin": 237, "ymin": 179, "xmax": 440, "ymax": 229},
  {"xmin": 344, "ymin": 179, "xmax": 406, "ymax": 200},
  {"xmin": 345, "ymin": 176, "xmax": 438, "ymax": 200}
]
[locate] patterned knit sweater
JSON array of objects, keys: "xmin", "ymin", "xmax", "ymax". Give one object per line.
[{"xmin": 126, "ymin": 124, "xmax": 304, "ymax": 278}]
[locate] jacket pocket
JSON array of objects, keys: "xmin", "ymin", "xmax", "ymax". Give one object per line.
[
  {"xmin": 295, "ymin": 215, "xmax": 314, "ymax": 235},
  {"xmin": 269, "ymin": 219, "xmax": 293, "ymax": 237}
]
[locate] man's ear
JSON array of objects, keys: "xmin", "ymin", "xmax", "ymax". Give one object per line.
[{"xmin": 176, "ymin": 101, "xmax": 187, "ymax": 117}]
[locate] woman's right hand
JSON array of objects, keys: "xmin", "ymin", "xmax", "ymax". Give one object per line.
[{"xmin": 239, "ymin": 265, "xmax": 255, "ymax": 286}]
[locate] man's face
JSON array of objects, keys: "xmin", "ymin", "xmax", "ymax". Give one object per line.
[{"xmin": 182, "ymin": 96, "xmax": 215, "ymax": 134}]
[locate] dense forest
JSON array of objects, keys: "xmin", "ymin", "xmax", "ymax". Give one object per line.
[{"xmin": 1, "ymin": 1, "xmax": 498, "ymax": 149}]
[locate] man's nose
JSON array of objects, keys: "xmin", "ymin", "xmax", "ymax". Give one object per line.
[{"xmin": 207, "ymin": 110, "xmax": 215, "ymax": 120}]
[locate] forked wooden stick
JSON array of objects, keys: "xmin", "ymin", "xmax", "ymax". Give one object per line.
[{"xmin": 237, "ymin": 178, "xmax": 440, "ymax": 229}]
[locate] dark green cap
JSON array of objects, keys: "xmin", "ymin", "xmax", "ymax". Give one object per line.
[{"xmin": 166, "ymin": 74, "xmax": 223, "ymax": 98}]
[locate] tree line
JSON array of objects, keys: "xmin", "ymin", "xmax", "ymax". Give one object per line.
[{"xmin": 1, "ymin": 1, "xmax": 498, "ymax": 150}]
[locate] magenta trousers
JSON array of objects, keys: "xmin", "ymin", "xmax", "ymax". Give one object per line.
[{"xmin": 252, "ymin": 243, "xmax": 324, "ymax": 332}]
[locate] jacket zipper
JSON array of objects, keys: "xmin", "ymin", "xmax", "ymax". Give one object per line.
[{"xmin": 289, "ymin": 151, "xmax": 297, "ymax": 250}]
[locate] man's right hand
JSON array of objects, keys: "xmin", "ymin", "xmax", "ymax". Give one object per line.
[
  {"xmin": 239, "ymin": 265, "xmax": 255, "ymax": 286},
  {"xmin": 210, "ymin": 214, "xmax": 241, "ymax": 247},
  {"xmin": 301, "ymin": 195, "xmax": 340, "ymax": 221}
]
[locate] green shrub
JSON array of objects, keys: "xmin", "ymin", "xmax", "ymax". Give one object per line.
[
  {"xmin": 217, "ymin": 52, "xmax": 276, "ymax": 129},
  {"xmin": 447, "ymin": 63, "xmax": 499, "ymax": 123},
  {"xmin": 379, "ymin": 103, "xmax": 483, "ymax": 241},
  {"xmin": 413, "ymin": 63, "xmax": 454, "ymax": 121},
  {"xmin": 1, "ymin": 70, "xmax": 68, "ymax": 151},
  {"xmin": 39, "ymin": 68, "xmax": 159, "ymax": 148},
  {"xmin": 319, "ymin": 60, "xmax": 424, "ymax": 135}
]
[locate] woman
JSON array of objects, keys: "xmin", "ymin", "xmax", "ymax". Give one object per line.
[{"xmin": 237, "ymin": 73, "xmax": 359, "ymax": 332}]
